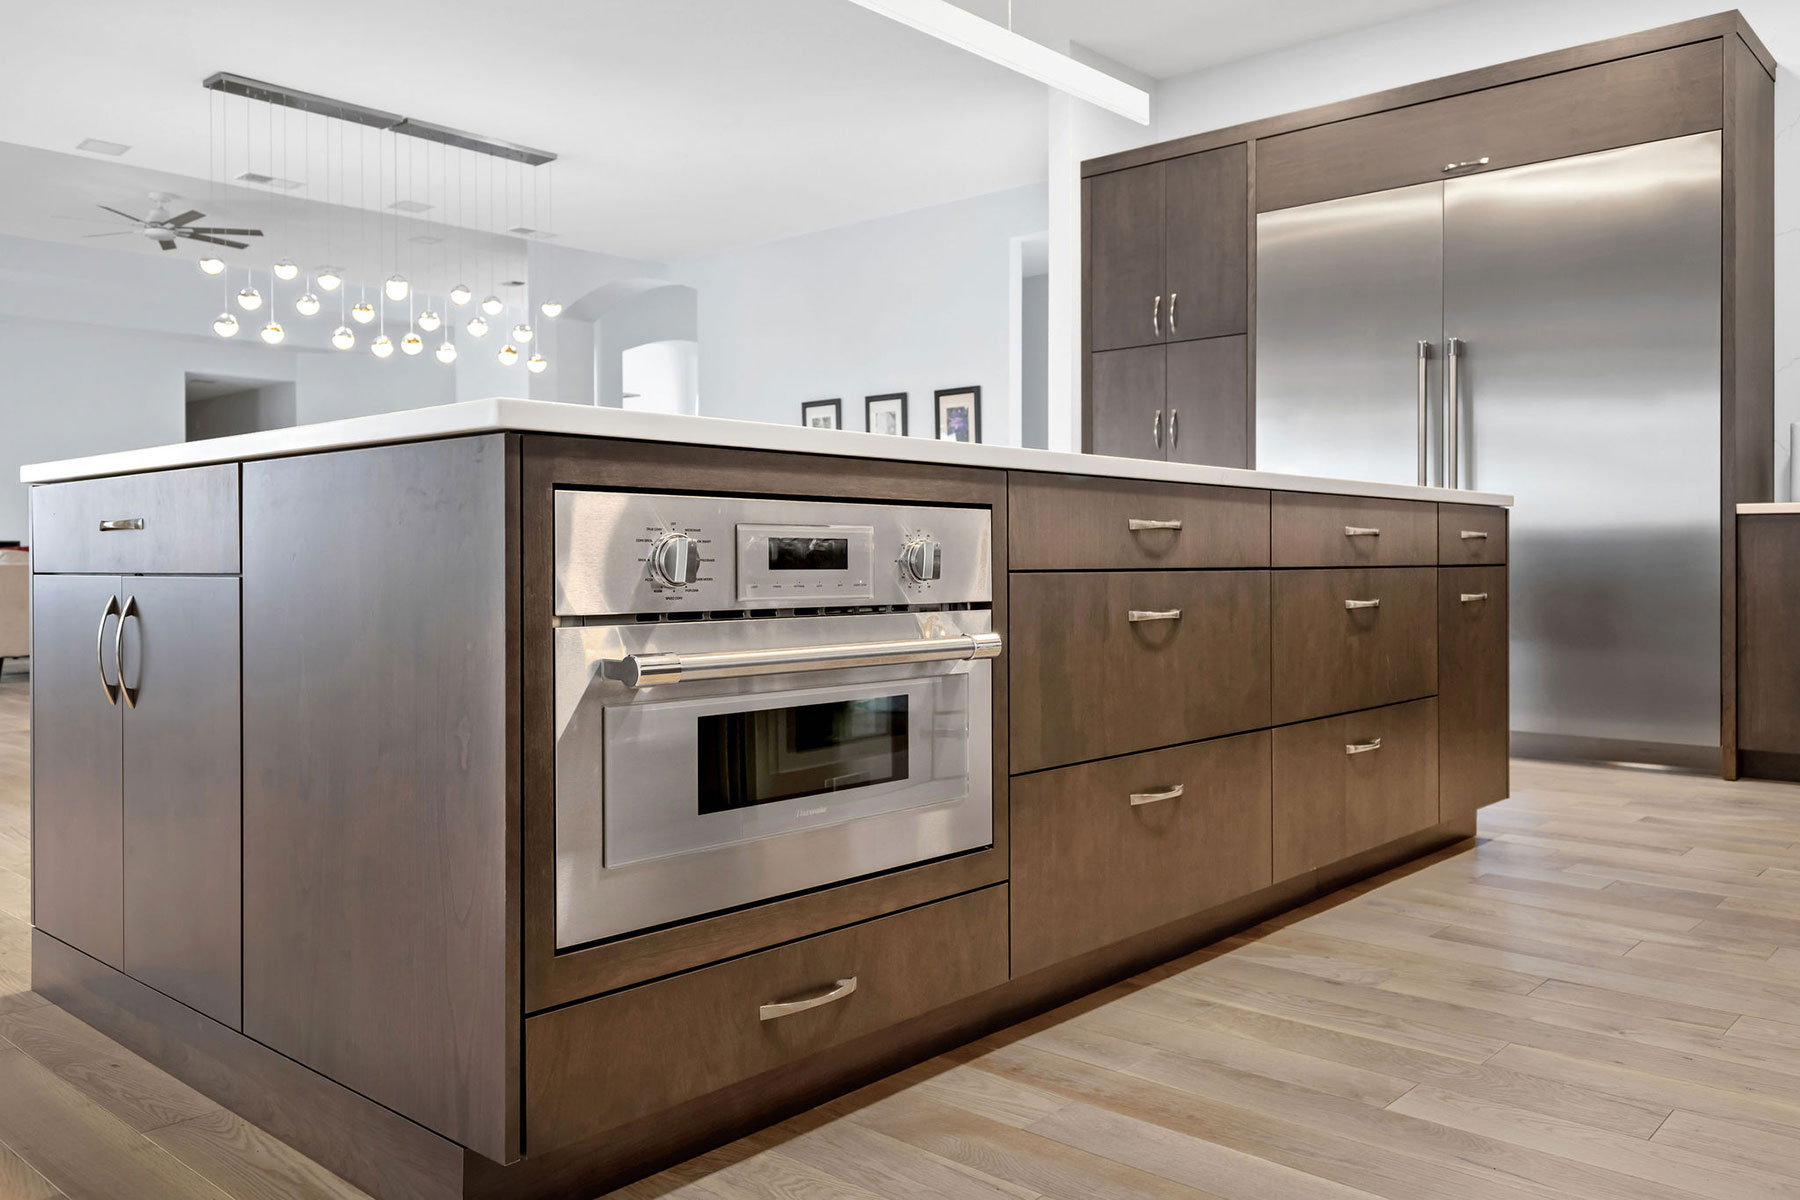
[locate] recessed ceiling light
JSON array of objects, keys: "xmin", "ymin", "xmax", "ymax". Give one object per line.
[
  {"xmin": 409, "ymin": 234, "xmax": 443, "ymax": 245},
  {"xmin": 76, "ymin": 138, "xmax": 130, "ymax": 156},
  {"xmin": 501, "ymin": 279, "xmax": 527, "ymax": 288},
  {"xmin": 389, "ymin": 199, "xmax": 433, "ymax": 213},
  {"xmin": 507, "ymin": 226, "xmax": 557, "ymax": 239},
  {"xmin": 236, "ymin": 170, "xmax": 303, "ymax": 190}
]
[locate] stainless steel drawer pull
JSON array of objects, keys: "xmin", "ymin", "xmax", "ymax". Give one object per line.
[
  {"xmin": 1128, "ymin": 518, "xmax": 1184, "ymax": 532},
  {"xmin": 1459, "ymin": 530, "xmax": 1489, "ymax": 540},
  {"xmin": 1443, "ymin": 156, "xmax": 1491, "ymax": 172},
  {"xmin": 1152, "ymin": 293, "xmax": 1162, "ymax": 337},
  {"xmin": 98, "ymin": 518, "xmax": 144, "ymax": 532},
  {"xmin": 1460, "ymin": 592, "xmax": 1490, "ymax": 603},
  {"xmin": 1129, "ymin": 783, "xmax": 1185, "ymax": 807},
  {"xmin": 759, "ymin": 976, "xmax": 858, "ymax": 1021},
  {"xmin": 116, "ymin": 594, "xmax": 139, "ymax": 709},
  {"xmin": 1128, "ymin": 609, "xmax": 1183, "ymax": 623},
  {"xmin": 1344, "ymin": 526, "xmax": 1380, "ymax": 537},
  {"xmin": 605, "ymin": 631, "xmax": 1001, "ymax": 688},
  {"xmin": 95, "ymin": 594, "xmax": 120, "ymax": 707},
  {"xmin": 1344, "ymin": 599, "xmax": 1381, "ymax": 610},
  {"xmin": 1346, "ymin": 738, "xmax": 1383, "ymax": 755}
]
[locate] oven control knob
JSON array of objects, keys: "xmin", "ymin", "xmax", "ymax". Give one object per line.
[
  {"xmin": 899, "ymin": 537, "xmax": 942, "ymax": 583},
  {"xmin": 649, "ymin": 533, "xmax": 702, "ymax": 587}
]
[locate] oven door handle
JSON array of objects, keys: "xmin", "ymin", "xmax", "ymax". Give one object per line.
[{"xmin": 604, "ymin": 631, "xmax": 1002, "ymax": 688}]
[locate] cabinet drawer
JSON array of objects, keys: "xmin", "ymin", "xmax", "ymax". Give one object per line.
[
  {"xmin": 1274, "ymin": 698, "xmax": 1439, "ymax": 880},
  {"xmin": 1012, "ymin": 732, "xmax": 1271, "ymax": 976},
  {"xmin": 1272, "ymin": 568, "xmax": 1436, "ymax": 724},
  {"xmin": 1271, "ymin": 493, "xmax": 1436, "ymax": 567},
  {"xmin": 1011, "ymin": 571, "xmax": 1270, "ymax": 772},
  {"xmin": 1010, "ymin": 473, "xmax": 1269, "ymax": 569},
  {"xmin": 524, "ymin": 886, "xmax": 1008, "ymax": 1151},
  {"xmin": 1255, "ymin": 42, "xmax": 1722, "ymax": 211},
  {"xmin": 1440, "ymin": 567, "xmax": 1509, "ymax": 820},
  {"xmin": 1440, "ymin": 504, "xmax": 1507, "ymax": 564},
  {"xmin": 30, "ymin": 465, "xmax": 239, "ymax": 575}
]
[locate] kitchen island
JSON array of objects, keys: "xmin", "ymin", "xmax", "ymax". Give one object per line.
[{"xmin": 21, "ymin": 398, "xmax": 1510, "ymax": 1200}]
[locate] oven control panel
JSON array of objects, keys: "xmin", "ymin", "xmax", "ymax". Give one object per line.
[{"xmin": 553, "ymin": 490, "xmax": 993, "ymax": 616}]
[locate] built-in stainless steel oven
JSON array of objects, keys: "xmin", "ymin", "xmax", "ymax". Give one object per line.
[{"xmin": 552, "ymin": 491, "xmax": 998, "ymax": 948}]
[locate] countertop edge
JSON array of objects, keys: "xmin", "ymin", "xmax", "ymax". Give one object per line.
[
  {"xmin": 20, "ymin": 397, "xmax": 1513, "ymax": 506},
  {"xmin": 1738, "ymin": 502, "xmax": 1800, "ymax": 514}
]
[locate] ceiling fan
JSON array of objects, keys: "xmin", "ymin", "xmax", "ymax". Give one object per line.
[{"xmin": 81, "ymin": 191, "xmax": 263, "ymax": 251}]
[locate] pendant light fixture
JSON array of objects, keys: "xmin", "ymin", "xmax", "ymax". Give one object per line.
[
  {"xmin": 385, "ymin": 274, "xmax": 410, "ymax": 301},
  {"xmin": 527, "ymin": 353, "xmax": 547, "ymax": 374},
  {"xmin": 511, "ymin": 323, "xmax": 533, "ymax": 344},
  {"xmin": 418, "ymin": 308, "xmax": 442, "ymax": 332},
  {"xmin": 260, "ymin": 320, "xmax": 286, "ymax": 344},
  {"xmin": 237, "ymin": 285, "xmax": 263, "ymax": 311},
  {"xmin": 401, "ymin": 331, "xmax": 424, "ymax": 355},
  {"xmin": 466, "ymin": 314, "xmax": 489, "ymax": 338},
  {"xmin": 273, "ymin": 259, "xmax": 299, "ymax": 281},
  {"xmin": 450, "ymin": 285, "xmax": 472, "ymax": 306},
  {"xmin": 331, "ymin": 325, "xmax": 355, "ymax": 350},
  {"xmin": 435, "ymin": 339, "xmax": 458, "ymax": 363},
  {"xmin": 497, "ymin": 343, "xmax": 519, "ymax": 366},
  {"xmin": 480, "ymin": 294, "xmax": 504, "ymax": 316},
  {"xmin": 352, "ymin": 297, "xmax": 375, "ymax": 324},
  {"xmin": 371, "ymin": 334, "xmax": 394, "ymax": 358},
  {"xmin": 212, "ymin": 312, "xmax": 239, "ymax": 337},
  {"xmin": 296, "ymin": 289, "xmax": 321, "ymax": 316},
  {"xmin": 539, "ymin": 299, "xmax": 562, "ymax": 318},
  {"xmin": 199, "ymin": 256, "xmax": 226, "ymax": 276},
  {"xmin": 316, "ymin": 267, "xmax": 343, "ymax": 291}
]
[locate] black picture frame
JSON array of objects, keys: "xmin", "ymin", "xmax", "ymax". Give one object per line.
[
  {"xmin": 864, "ymin": 392, "xmax": 908, "ymax": 436},
  {"xmin": 934, "ymin": 386, "xmax": 982, "ymax": 443},
  {"xmin": 800, "ymin": 398, "xmax": 842, "ymax": 430}
]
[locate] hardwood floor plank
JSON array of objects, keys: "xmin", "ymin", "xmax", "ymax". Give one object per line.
[
  {"xmin": 143, "ymin": 1108, "xmax": 372, "ymax": 1200},
  {"xmin": 1648, "ymin": 1109, "xmax": 1800, "ymax": 1181},
  {"xmin": 0, "ymin": 1003, "xmax": 221, "ymax": 1133},
  {"xmin": 1524, "ymin": 979, "xmax": 1739, "ymax": 1033},
  {"xmin": 0, "ymin": 1136, "xmax": 62, "ymax": 1200}
]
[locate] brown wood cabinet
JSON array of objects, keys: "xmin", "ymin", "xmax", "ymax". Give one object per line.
[
  {"xmin": 1272, "ymin": 493, "xmax": 1438, "ymax": 567},
  {"xmin": 1010, "ymin": 732, "xmax": 1271, "ymax": 976},
  {"xmin": 1439, "ymin": 566, "xmax": 1509, "ymax": 819},
  {"xmin": 1088, "ymin": 337, "xmax": 1249, "ymax": 467},
  {"xmin": 1439, "ymin": 502, "xmax": 1508, "ymax": 565},
  {"xmin": 1010, "ymin": 570, "xmax": 1270, "ymax": 772},
  {"xmin": 28, "ymin": 464, "xmax": 239, "ymax": 575},
  {"xmin": 1736, "ymin": 515, "xmax": 1800, "ymax": 758},
  {"xmin": 1270, "ymin": 567, "xmax": 1437, "ymax": 725},
  {"xmin": 1010, "ymin": 473, "xmax": 1269, "ymax": 571}
]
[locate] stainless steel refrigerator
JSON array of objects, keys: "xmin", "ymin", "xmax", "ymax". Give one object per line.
[{"xmin": 1256, "ymin": 132, "xmax": 1722, "ymax": 765}]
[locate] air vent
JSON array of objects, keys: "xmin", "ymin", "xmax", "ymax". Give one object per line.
[
  {"xmin": 76, "ymin": 138, "xmax": 130, "ymax": 156},
  {"xmin": 508, "ymin": 225, "xmax": 557, "ymax": 239},
  {"xmin": 389, "ymin": 199, "xmax": 433, "ymax": 213},
  {"xmin": 236, "ymin": 171, "xmax": 303, "ymax": 190}
]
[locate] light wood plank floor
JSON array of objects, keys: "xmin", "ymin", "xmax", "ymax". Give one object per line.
[{"xmin": 5, "ymin": 670, "xmax": 1800, "ymax": 1200}]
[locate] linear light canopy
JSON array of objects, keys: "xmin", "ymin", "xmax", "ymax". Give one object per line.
[{"xmin": 845, "ymin": 0, "xmax": 1150, "ymax": 124}]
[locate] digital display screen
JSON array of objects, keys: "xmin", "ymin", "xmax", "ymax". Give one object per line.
[{"xmin": 768, "ymin": 536, "xmax": 850, "ymax": 572}]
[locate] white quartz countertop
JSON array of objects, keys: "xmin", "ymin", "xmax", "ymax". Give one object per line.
[
  {"xmin": 1739, "ymin": 503, "xmax": 1800, "ymax": 514},
  {"xmin": 20, "ymin": 397, "xmax": 1512, "ymax": 505}
]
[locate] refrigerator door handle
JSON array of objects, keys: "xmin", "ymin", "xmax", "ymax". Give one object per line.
[
  {"xmin": 1416, "ymin": 340, "xmax": 1432, "ymax": 486},
  {"xmin": 1445, "ymin": 337, "xmax": 1462, "ymax": 489}
]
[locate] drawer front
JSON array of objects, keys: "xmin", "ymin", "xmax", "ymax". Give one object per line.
[
  {"xmin": 1440, "ymin": 567, "xmax": 1509, "ymax": 820},
  {"xmin": 1271, "ymin": 493, "xmax": 1436, "ymax": 567},
  {"xmin": 1010, "ymin": 473, "xmax": 1269, "ymax": 570},
  {"xmin": 1011, "ymin": 570, "xmax": 1270, "ymax": 772},
  {"xmin": 1440, "ymin": 503, "xmax": 1507, "ymax": 565},
  {"xmin": 525, "ymin": 885, "xmax": 1008, "ymax": 1151},
  {"xmin": 1012, "ymin": 732, "xmax": 1271, "ymax": 976},
  {"xmin": 1255, "ymin": 42, "xmax": 1723, "ymax": 212},
  {"xmin": 1273, "ymin": 698, "xmax": 1439, "ymax": 880},
  {"xmin": 1272, "ymin": 568, "xmax": 1436, "ymax": 724},
  {"xmin": 31, "ymin": 465, "xmax": 239, "ymax": 575}
]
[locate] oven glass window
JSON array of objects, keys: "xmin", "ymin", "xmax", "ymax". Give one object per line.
[
  {"xmin": 768, "ymin": 536, "xmax": 850, "ymax": 571},
  {"xmin": 698, "ymin": 695, "xmax": 909, "ymax": 812}
]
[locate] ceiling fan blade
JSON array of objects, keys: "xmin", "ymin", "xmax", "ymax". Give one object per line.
[
  {"xmin": 182, "ymin": 226, "xmax": 262, "ymax": 237},
  {"xmin": 184, "ymin": 233, "xmax": 250, "ymax": 249},
  {"xmin": 95, "ymin": 204, "xmax": 142, "ymax": 222},
  {"xmin": 81, "ymin": 230, "xmax": 133, "ymax": 238},
  {"xmin": 158, "ymin": 239, "xmax": 179, "ymax": 251},
  {"xmin": 164, "ymin": 210, "xmax": 205, "ymax": 228}
]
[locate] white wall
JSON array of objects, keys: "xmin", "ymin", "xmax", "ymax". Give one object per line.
[
  {"xmin": 1060, "ymin": 0, "xmax": 1800, "ymax": 491},
  {"xmin": 668, "ymin": 184, "xmax": 1048, "ymax": 441}
]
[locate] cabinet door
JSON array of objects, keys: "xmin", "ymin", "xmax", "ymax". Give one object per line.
[
  {"xmin": 1089, "ymin": 162, "xmax": 1166, "ymax": 352},
  {"xmin": 1439, "ymin": 566, "xmax": 1508, "ymax": 820},
  {"xmin": 120, "ymin": 576, "xmax": 242, "ymax": 1028},
  {"xmin": 1089, "ymin": 344, "xmax": 1168, "ymax": 461},
  {"xmin": 1164, "ymin": 145, "xmax": 1249, "ymax": 342},
  {"xmin": 1166, "ymin": 335, "xmax": 1249, "ymax": 467},
  {"xmin": 30, "ymin": 574, "xmax": 124, "ymax": 967}
]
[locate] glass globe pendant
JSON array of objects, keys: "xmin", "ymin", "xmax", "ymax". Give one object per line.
[
  {"xmin": 511, "ymin": 323, "xmax": 533, "ymax": 344},
  {"xmin": 295, "ymin": 292, "xmax": 321, "ymax": 317},
  {"xmin": 480, "ymin": 294, "xmax": 504, "ymax": 316},
  {"xmin": 401, "ymin": 332, "xmax": 424, "ymax": 356},
  {"xmin": 497, "ymin": 343, "xmax": 519, "ymax": 366},
  {"xmin": 212, "ymin": 312, "xmax": 239, "ymax": 338},
  {"xmin": 417, "ymin": 309, "xmax": 442, "ymax": 333},
  {"xmin": 371, "ymin": 334, "xmax": 395, "ymax": 358},
  {"xmin": 316, "ymin": 267, "xmax": 343, "ymax": 291},
  {"xmin": 351, "ymin": 301, "xmax": 375, "ymax": 324},
  {"xmin": 384, "ymin": 275, "xmax": 410, "ymax": 301},
  {"xmin": 236, "ymin": 286, "xmax": 263, "ymax": 311},
  {"xmin": 527, "ymin": 353, "xmax": 548, "ymax": 374},
  {"xmin": 449, "ymin": 283, "xmax": 472, "ymax": 306},
  {"xmin": 539, "ymin": 299, "xmax": 563, "ymax": 318},
  {"xmin": 466, "ymin": 315, "xmax": 489, "ymax": 338},
  {"xmin": 259, "ymin": 321, "xmax": 286, "ymax": 345},
  {"xmin": 435, "ymin": 341, "xmax": 458, "ymax": 364},
  {"xmin": 199, "ymin": 256, "xmax": 225, "ymax": 276},
  {"xmin": 330, "ymin": 326, "xmax": 355, "ymax": 350},
  {"xmin": 272, "ymin": 259, "xmax": 299, "ymax": 281}
]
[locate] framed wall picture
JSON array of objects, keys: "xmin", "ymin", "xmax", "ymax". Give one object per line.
[
  {"xmin": 864, "ymin": 392, "xmax": 908, "ymax": 436},
  {"xmin": 934, "ymin": 387, "xmax": 981, "ymax": 443},
  {"xmin": 800, "ymin": 398, "xmax": 842, "ymax": 430}
]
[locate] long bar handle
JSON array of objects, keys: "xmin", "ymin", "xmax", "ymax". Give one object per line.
[
  {"xmin": 1152, "ymin": 408, "xmax": 1163, "ymax": 449},
  {"xmin": 1128, "ymin": 518, "xmax": 1184, "ymax": 532},
  {"xmin": 95, "ymin": 595, "xmax": 120, "ymax": 707},
  {"xmin": 1344, "ymin": 598, "xmax": 1381, "ymax": 610},
  {"xmin": 1152, "ymin": 294, "xmax": 1161, "ymax": 338},
  {"xmin": 1168, "ymin": 292, "xmax": 1178, "ymax": 334},
  {"xmin": 1344, "ymin": 526, "xmax": 1381, "ymax": 538},
  {"xmin": 98, "ymin": 518, "xmax": 144, "ymax": 532},
  {"xmin": 1446, "ymin": 337, "xmax": 1462, "ymax": 490},
  {"xmin": 1460, "ymin": 592, "xmax": 1490, "ymax": 604},
  {"xmin": 116, "ymin": 594, "xmax": 139, "ymax": 709},
  {"xmin": 1128, "ymin": 609, "xmax": 1183, "ymax": 623},
  {"xmin": 1416, "ymin": 340, "xmax": 1431, "ymax": 487},
  {"xmin": 759, "ymin": 977, "xmax": 858, "ymax": 1022},
  {"xmin": 1169, "ymin": 408, "xmax": 1179, "ymax": 451},
  {"xmin": 606, "ymin": 631, "xmax": 1001, "ymax": 688},
  {"xmin": 1130, "ymin": 783, "xmax": 1185, "ymax": 807},
  {"xmin": 1346, "ymin": 738, "xmax": 1383, "ymax": 755}
]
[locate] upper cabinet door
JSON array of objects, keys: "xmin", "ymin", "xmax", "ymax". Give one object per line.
[
  {"xmin": 1166, "ymin": 336, "xmax": 1249, "ymax": 468},
  {"xmin": 1163, "ymin": 145, "xmax": 1249, "ymax": 343},
  {"xmin": 1088, "ymin": 344, "xmax": 1168, "ymax": 461},
  {"xmin": 1088, "ymin": 162, "xmax": 1166, "ymax": 352}
]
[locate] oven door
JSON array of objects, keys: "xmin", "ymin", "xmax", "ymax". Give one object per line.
[{"xmin": 553, "ymin": 610, "xmax": 995, "ymax": 947}]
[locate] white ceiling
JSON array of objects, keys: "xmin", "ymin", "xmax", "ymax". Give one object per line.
[{"xmin": 0, "ymin": 0, "xmax": 1461, "ymax": 265}]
